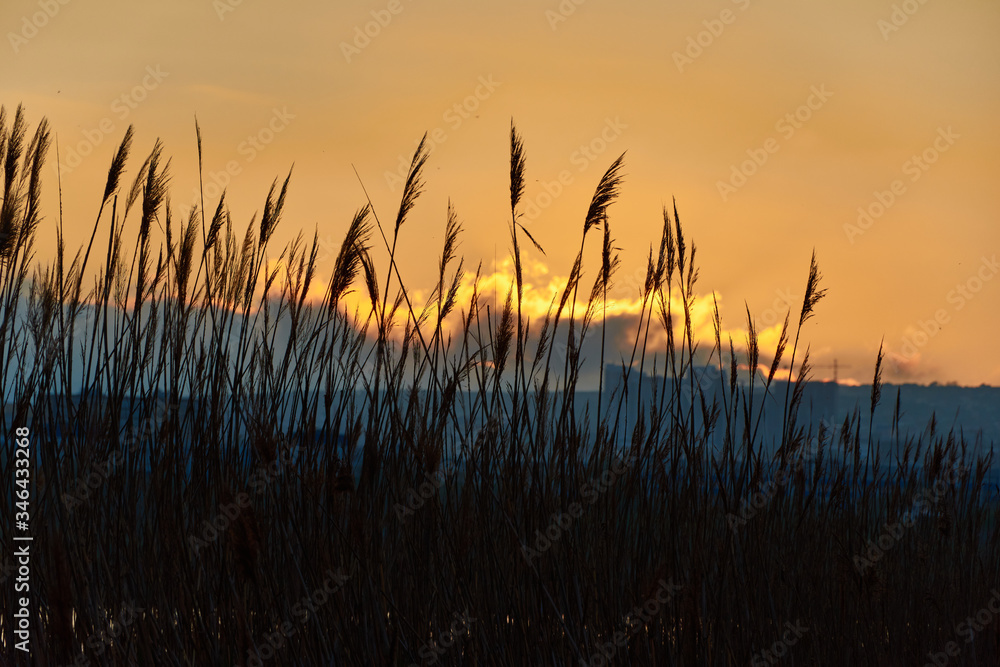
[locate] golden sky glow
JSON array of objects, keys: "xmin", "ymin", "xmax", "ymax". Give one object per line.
[{"xmin": 2, "ymin": 0, "xmax": 999, "ymax": 385}]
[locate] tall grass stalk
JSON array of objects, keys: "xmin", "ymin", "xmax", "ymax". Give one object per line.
[{"xmin": 0, "ymin": 108, "xmax": 996, "ymax": 665}]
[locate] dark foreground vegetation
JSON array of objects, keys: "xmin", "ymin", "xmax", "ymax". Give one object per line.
[{"xmin": 0, "ymin": 105, "xmax": 997, "ymax": 666}]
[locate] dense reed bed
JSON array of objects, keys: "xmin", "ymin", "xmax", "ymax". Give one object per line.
[{"xmin": 1, "ymin": 104, "xmax": 998, "ymax": 665}]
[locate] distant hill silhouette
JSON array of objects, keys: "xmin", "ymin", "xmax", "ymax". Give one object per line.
[{"xmin": 602, "ymin": 364, "xmax": 999, "ymax": 449}]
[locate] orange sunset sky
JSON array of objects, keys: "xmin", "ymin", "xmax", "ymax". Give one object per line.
[{"xmin": 2, "ymin": 0, "xmax": 998, "ymax": 386}]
